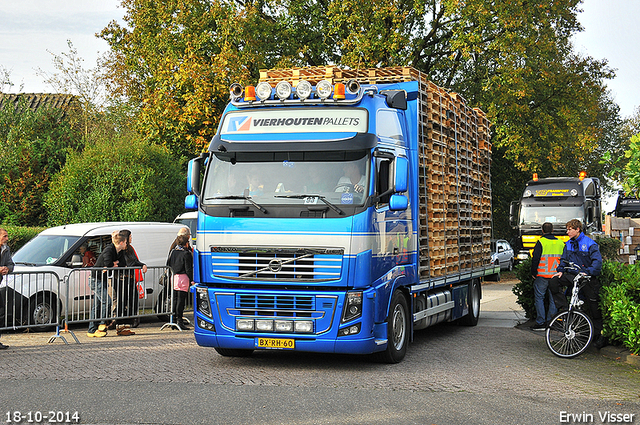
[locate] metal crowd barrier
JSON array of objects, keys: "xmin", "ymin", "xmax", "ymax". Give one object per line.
[
  {"xmin": 0, "ymin": 271, "xmax": 62, "ymax": 333},
  {"xmin": 1, "ymin": 266, "xmax": 193, "ymax": 344}
]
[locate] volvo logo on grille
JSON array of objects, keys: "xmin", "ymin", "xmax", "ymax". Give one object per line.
[{"xmin": 268, "ymin": 258, "xmax": 283, "ymax": 273}]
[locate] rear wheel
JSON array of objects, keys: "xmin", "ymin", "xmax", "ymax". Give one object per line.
[
  {"xmin": 214, "ymin": 348, "xmax": 254, "ymax": 357},
  {"xmin": 459, "ymin": 279, "xmax": 481, "ymax": 326},
  {"xmin": 546, "ymin": 310, "xmax": 593, "ymax": 358},
  {"xmin": 374, "ymin": 290, "xmax": 409, "ymax": 363}
]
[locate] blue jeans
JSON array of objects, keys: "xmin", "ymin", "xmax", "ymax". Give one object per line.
[
  {"xmin": 533, "ymin": 276, "xmax": 557, "ymax": 325},
  {"xmin": 88, "ymin": 276, "xmax": 111, "ymax": 333}
]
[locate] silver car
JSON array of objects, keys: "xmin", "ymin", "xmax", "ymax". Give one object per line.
[{"xmin": 490, "ymin": 239, "xmax": 514, "ymax": 271}]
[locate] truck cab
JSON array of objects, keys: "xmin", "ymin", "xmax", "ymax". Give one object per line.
[{"xmin": 510, "ymin": 174, "xmax": 602, "ymax": 261}]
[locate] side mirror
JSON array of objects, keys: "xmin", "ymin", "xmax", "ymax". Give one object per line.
[
  {"xmin": 509, "ymin": 201, "xmax": 519, "ymax": 227},
  {"xmin": 69, "ymin": 254, "xmax": 83, "ymax": 267},
  {"xmin": 394, "ymin": 157, "xmax": 408, "ymax": 193},
  {"xmin": 187, "ymin": 153, "xmax": 208, "ymax": 197},
  {"xmin": 185, "ymin": 194, "xmax": 198, "ymax": 210},
  {"xmin": 389, "ymin": 194, "xmax": 408, "ymax": 211}
]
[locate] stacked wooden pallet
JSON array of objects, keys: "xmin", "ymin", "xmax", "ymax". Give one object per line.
[{"xmin": 417, "ymin": 79, "xmax": 492, "ymax": 279}]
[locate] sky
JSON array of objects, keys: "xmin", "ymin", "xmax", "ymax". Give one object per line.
[{"xmin": 0, "ymin": 0, "xmax": 638, "ymax": 117}]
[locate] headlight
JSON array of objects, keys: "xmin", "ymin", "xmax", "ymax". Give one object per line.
[
  {"xmin": 196, "ymin": 287, "xmax": 212, "ymax": 318},
  {"xmin": 256, "ymin": 82, "xmax": 273, "ymax": 101},
  {"xmin": 295, "ymin": 80, "xmax": 312, "ymax": 100},
  {"xmin": 523, "ymin": 189, "xmax": 532, "ymax": 197},
  {"xmin": 236, "ymin": 319, "xmax": 255, "ymax": 331},
  {"xmin": 570, "ymin": 189, "xmax": 578, "ymax": 196},
  {"xmin": 341, "ymin": 291, "xmax": 363, "ymax": 323},
  {"xmin": 316, "ymin": 80, "xmax": 333, "ymax": 99},
  {"xmin": 275, "ymin": 81, "xmax": 292, "ymax": 100},
  {"xmin": 255, "ymin": 319, "xmax": 274, "ymax": 332}
]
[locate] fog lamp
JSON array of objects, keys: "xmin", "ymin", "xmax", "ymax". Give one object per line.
[
  {"xmin": 255, "ymin": 319, "xmax": 274, "ymax": 332},
  {"xmin": 236, "ymin": 319, "xmax": 254, "ymax": 331},
  {"xmin": 294, "ymin": 321, "xmax": 313, "ymax": 333},
  {"xmin": 316, "ymin": 80, "xmax": 333, "ymax": 99},
  {"xmin": 198, "ymin": 318, "xmax": 215, "ymax": 331},
  {"xmin": 275, "ymin": 320, "xmax": 294, "ymax": 332},
  {"xmin": 256, "ymin": 82, "xmax": 273, "ymax": 101},
  {"xmin": 230, "ymin": 83, "xmax": 244, "ymax": 100},
  {"xmin": 295, "ymin": 80, "xmax": 312, "ymax": 100},
  {"xmin": 570, "ymin": 189, "xmax": 578, "ymax": 197},
  {"xmin": 275, "ymin": 81, "xmax": 292, "ymax": 100},
  {"xmin": 338, "ymin": 323, "xmax": 361, "ymax": 337}
]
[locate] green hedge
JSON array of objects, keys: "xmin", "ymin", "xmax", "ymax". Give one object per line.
[
  {"xmin": 1, "ymin": 225, "xmax": 46, "ymax": 252},
  {"xmin": 599, "ymin": 262, "xmax": 640, "ymax": 355}
]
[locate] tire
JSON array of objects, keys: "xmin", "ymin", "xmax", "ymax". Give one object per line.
[
  {"xmin": 28, "ymin": 294, "xmax": 57, "ymax": 331},
  {"xmin": 545, "ymin": 310, "xmax": 593, "ymax": 358},
  {"xmin": 214, "ymin": 347, "xmax": 254, "ymax": 357},
  {"xmin": 374, "ymin": 290, "xmax": 409, "ymax": 364},
  {"xmin": 460, "ymin": 279, "xmax": 481, "ymax": 326}
]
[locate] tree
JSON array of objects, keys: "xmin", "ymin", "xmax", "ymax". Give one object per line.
[
  {"xmin": 0, "ymin": 99, "xmax": 81, "ymax": 225},
  {"xmin": 45, "ymin": 129, "xmax": 186, "ymax": 225}
]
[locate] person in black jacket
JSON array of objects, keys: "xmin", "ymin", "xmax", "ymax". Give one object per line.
[
  {"xmin": 167, "ymin": 234, "xmax": 193, "ymax": 330},
  {"xmin": 0, "ymin": 228, "xmax": 15, "ymax": 349},
  {"xmin": 114, "ymin": 229, "xmax": 147, "ymax": 336},
  {"xmin": 88, "ymin": 233, "xmax": 127, "ymax": 337}
]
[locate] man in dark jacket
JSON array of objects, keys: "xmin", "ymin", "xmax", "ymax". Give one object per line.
[
  {"xmin": 0, "ymin": 228, "xmax": 14, "ymax": 349},
  {"xmin": 549, "ymin": 219, "xmax": 604, "ymax": 348},
  {"xmin": 530, "ymin": 222, "xmax": 565, "ymax": 331},
  {"xmin": 88, "ymin": 233, "xmax": 127, "ymax": 337}
]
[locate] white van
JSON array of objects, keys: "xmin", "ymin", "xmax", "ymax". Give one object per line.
[{"xmin": 4, "ymin": 222, "xmax": 184, "ymax": 327}]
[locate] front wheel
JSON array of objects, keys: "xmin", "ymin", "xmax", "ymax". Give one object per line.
[
  {"xmin": 374, "ymin": 290, "xmax": 409, "ymax": 364},
  {"xmin": 28, "ymin": 294, "xmax": 58, "ymax": 331},
  {"xmin": 545, "ymin": 310, "xmax": 593, "ymax": 358}
]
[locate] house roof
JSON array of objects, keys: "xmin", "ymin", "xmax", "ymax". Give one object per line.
[{"xmin": 0, "ymin": 93, "xmax": 79, "ymax": 115}]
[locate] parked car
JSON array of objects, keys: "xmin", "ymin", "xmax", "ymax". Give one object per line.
[
  {"xmin": 490, "ymin": 239, "xmax": 515, "ymax": 271},
  {"xmin": 4, "ymin": 222, "xmax": 184, "ymax": 327}
]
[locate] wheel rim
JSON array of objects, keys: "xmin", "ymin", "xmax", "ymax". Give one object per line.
[
  {"xmin": 33, "ymin": 303, "xmax": 52, "ymax": 325},
  {"xmin": 391, "ymin": 303, "xmax": 406, "ymax": 350}
]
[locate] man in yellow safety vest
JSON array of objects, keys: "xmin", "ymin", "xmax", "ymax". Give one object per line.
[{"xmin": 530, "ymin": 222, "xmax": 565, "ymax": 331}]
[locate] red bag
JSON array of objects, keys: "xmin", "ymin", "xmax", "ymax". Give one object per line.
[{"xmin": 137, "ymin": 282, "xmax": 145, "ymax": 299}]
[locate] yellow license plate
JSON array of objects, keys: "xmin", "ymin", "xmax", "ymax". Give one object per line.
[{"xmin": 256, "ymin": 337, "xmax": 295, "ymax": 350}]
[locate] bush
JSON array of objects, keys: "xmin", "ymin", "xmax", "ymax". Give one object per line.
[
  {"xmin": 45, "ymin": 133, "xmax": 186, "ymax": 225},
  {"xmin": 599, "ymin": 261, "xmax": 640, "ymax": 355},
  {"xmin": 593, "ymin": 235, "xmax": 621, "ymax": 261},
  {"xmin": 512, "ymin": 258, "xmax": 535, "ymax": 319},
  {"xmin": 0, "ymin": 225, "xmax": 46, "ymax": 252}
]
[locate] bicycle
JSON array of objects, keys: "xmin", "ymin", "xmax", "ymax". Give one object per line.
[{"xmin": 545, "ymin": 262, "xmax": 594, "ymax": 358}]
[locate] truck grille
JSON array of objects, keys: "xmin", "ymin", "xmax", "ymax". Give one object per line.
[{"xmin": 210, "ymin": 247, "xmax": 343, "ymax": 281}]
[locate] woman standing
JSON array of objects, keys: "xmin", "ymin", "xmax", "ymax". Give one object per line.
[
  {"xmin": 116, "ymin": 229, "xmax": 147, "ymax": 335},
  {"xmin": 167, "ymin": 233, "xmax": 193, "ymax": 330}
]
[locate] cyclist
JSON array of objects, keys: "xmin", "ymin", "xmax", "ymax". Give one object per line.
[{"xmin": 548, "ymin": 219, "xmax": 605, "ymax": 349}]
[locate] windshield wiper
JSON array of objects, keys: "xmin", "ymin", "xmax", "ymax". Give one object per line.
[
  {"xmin": 14, "ymin": 261, "xmax": 37, "ymax": 266},
  {"xmin": 208, "ymin": 195, "xmax": 268, "ymax": 213},
  {"xmin": 274, "ymin": 194, "xmax": 344, "ymax": 215}
]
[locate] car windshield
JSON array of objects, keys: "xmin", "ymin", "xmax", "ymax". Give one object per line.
[
  {"xmin": 12, "ymin": 235, "xmax": 81, "ymax": 266},
  {"xmin": 519, "ymin": 206, "xmax": 583, "ymax": 226},
  {"xmin": 202, "ymin": 151, "xmax": 370, "ymax": 207}
]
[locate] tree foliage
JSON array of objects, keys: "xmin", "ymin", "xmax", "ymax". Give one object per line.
[
  {"xmin": 0, "ymin": 100, "xmax": 82, "ymax": 226},
  {"xmin": 45, "ymin": 129, "xmax": 186, "ymax": 226}
]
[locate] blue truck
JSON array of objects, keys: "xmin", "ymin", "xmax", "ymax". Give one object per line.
[{"xmin": 186, "ymin": 67, "xmax": 498, "ymax": 362}]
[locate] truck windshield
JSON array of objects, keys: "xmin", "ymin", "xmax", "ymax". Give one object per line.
[
  {"xmin": 202, "ymin": 151, "xmax": 370, "ymax": 207},
  {"xmin": 12, "ymin": 235, "xmax": 81, "ymax": 266},
  {"xmin": 520, "ymin": 205, "xmax": 583, "ymax": 226}
]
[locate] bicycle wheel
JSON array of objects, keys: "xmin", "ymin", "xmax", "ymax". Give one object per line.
[{"xmin": 545, "ymin": 310, "xmax": 593, "ymax": 358}]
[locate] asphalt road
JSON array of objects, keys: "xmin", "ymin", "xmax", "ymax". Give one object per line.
[{"xmin": 1, "ymin": 277, "xmax": 639, "ymax": 425}]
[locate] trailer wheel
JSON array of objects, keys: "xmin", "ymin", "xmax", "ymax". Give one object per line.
[
  {"xmin": 374, "ymin": 290, "xmax": 408, "ymax": 364},
  {"xmin": 460, "ymin": 279, "xmax": 480, "ymax": 326},
  {"xmin": 214, "ymin": 347, "xmax": 254, "ymax": 357}
]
